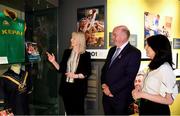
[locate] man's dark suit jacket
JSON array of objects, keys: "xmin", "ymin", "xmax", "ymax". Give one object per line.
[
  {"xmin": 101, "ymin": 43, "xmax": 141, "ymax": 104},
  {"xmin": 58, "ymin": 49, "xmax": 91, "ymax": 96}
]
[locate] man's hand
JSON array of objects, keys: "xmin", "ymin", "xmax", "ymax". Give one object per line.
[{"xmin": 102, "ymin": 84, "xmax": 114, "ymax": 97}]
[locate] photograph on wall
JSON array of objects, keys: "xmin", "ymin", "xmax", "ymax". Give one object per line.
[
  {"xmin": 77, "ymin": 6, "xmax": 105, "ymax": 49},
  {"xmin": 26, "ymin": 42, "xmax": 41, "ymax": 62},
  {"xmin": 109, "ymin": 32, "xmax": 137, "ymax": 47},
  {"xmin": 109, "ymin": 32, "xmax": 113, "ymax": 47},
  {"xmin": 173, "ymin": 38, "xmax": 180, "ymax": 49},
  {"xmin": 128, "ymin": 34, "xmax": 137, "ymax": 47},
  {"xmin": 144, "ymin": 12, "xmax": 173, "ymax": 40},
  {"xmin": 176, "ymin": 79, "xmax": 180, "ymax": 93}
]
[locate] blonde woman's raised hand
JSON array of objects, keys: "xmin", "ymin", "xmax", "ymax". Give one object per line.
[{"xmin": 46, "ymin": 52, "xmax": 55, "ymax": 63}]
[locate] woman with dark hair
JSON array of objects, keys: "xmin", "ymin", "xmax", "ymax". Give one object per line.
[{"xmin": 132, "ymin": 34, "xmax": 178, "ymax": 115}]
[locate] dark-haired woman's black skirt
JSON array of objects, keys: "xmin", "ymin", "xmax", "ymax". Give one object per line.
[{"xmin": 139, "ymin": 98, "xmax": 170, "ymax": 115}]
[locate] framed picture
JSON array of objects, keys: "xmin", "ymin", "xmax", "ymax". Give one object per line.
[
  {"xmin": 173, "ymin": 38, "xmax": 180, "ymax": 49},
  {"xmin": 109, "ymin": 32, "xmax": 113, "ymax": 47},
  {"xmin": 109, "ymin": 33, "xmax": 137, "ymax": 47},
  {"xmin": 77, "ymin": 6, "xmax": 105, "ymax": 49},
  {"xmin": 144, "ymin": 12, "xmax": 173, "ymax": 45},
  {"xmin": 176, "ymin": 79, "xmax": 180, "ymax": 93},
  {"xmin": 172, "ymin": 52, "xmax": 178, "ymax": 69},
  {"xmin": 129, "ymin": 34, "xmax": 137, "ymax": 47},
  {"xmin": 25, "ymin": 42, "xmax": 41, "ymax": 62}
]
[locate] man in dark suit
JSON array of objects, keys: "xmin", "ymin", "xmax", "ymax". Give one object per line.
[{"xmin": 101, "ymin": 25, "xmax": 141, "ymax": 115}]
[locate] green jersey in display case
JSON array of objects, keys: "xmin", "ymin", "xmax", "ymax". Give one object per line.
[{"xmin": 0, "ymin": 9, "xmax": 25, "ymax": 64}]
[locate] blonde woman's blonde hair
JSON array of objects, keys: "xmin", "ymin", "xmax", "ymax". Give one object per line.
[{"xmin": 71, "ymin": 32, "xmax": 86, "ymax": 54}]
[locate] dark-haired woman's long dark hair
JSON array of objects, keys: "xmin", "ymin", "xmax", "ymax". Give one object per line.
[{"xmin": 147, "ymin": 34, "xmax": 173, "ymax": 70}]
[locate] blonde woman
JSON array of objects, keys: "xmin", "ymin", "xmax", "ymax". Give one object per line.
[{"xmin": 47, "ymin": 32, "xmax": 91, "ymax": 115}]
